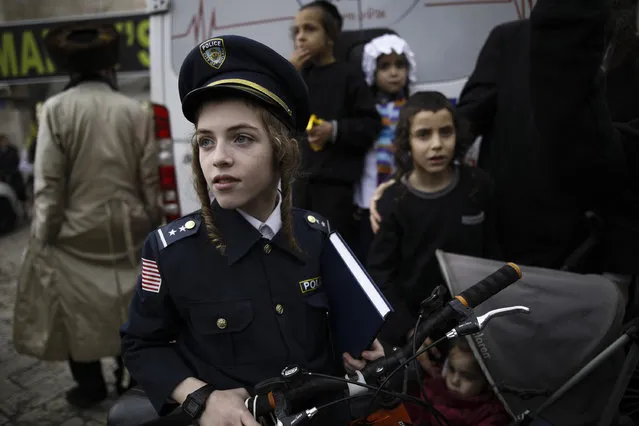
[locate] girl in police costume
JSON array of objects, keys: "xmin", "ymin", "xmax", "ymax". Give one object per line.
[{"xmin": 121, "ymin": 35, "xmax": 384, "ymax": 426}]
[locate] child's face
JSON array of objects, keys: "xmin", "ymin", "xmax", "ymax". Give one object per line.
[
  {"xmin": 375, "ymin": 52, "xmax": 408, "ymax": 95},
  {"xmin": 293, "ymin": 7, "xmax": 332, "ymax": 59},
  {"xmin": 196, "ymin": 99, "xmax": 278, "ymax": 220},
  {"xmin": 409, "ymin": 108, "xmax": 456, "ymax": 175},
  {"xmin": 444, "ymin": 347, "xmax": 487, "ymax": 400}
]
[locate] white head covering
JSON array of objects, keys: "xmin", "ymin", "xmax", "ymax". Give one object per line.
[{"xmin": 361, "ymin": 34, "xmax": 418, "ymax": 88}]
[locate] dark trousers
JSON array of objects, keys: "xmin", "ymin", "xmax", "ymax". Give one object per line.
[
  {"xmin": 3, "ymin": 171, "xmax": 27, "ymax": 201},
  {"xmin": 293, "ymin": 180, "xmax": 356, "ymax": 247},
  {"xmin": 68, "ymin": 356, "xmax": 126, "ymax": 390},
  {"xmin": 68, "ymin": 357, "xmax": 106, "ymax": 390}
]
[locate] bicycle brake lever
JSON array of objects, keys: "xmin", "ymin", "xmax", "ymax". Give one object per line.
[
  {"xmin": 477, "ymin": 306, "xmax": 530, "ymax": 329},
  {"xmin": 276, "ymin": 408, "xmax": 318, "ymax": 426},
  {"xmin": 446, "ymin": 305, "xmax": 530, "ymax": 338}
]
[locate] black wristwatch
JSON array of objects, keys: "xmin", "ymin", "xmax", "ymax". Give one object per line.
[{"xmin": 182, "ymin": 384, "xmax": 216, "ymax": 419}]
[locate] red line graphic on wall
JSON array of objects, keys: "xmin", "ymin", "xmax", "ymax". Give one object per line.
[
  {"xmin": 424, "ymin": 0, "xmax": 533, "ymax": 19},
  {"xmin": 172, "ymin": 0, "xmax": 295, "ymax": 42},
  {"xmin": 173, "ymin": 0, "xmax": 535, "ymax": 43}
]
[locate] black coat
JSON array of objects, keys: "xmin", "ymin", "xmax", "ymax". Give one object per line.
[
  {"xmin": 458, "ymin": 15, "xmax": 639, "ymax": 272},
  {"xmin": 529, "ymin": 0, "xmax": 639, "ymax": 274}
]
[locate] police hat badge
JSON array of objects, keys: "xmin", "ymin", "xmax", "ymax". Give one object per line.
[
  {"xmin": 200, "ymin": 38, "xmax": 227, "ymax": 69},
  {"xmin": 44, "ymin": 22, "xmax": 120, "ymax": 72},
  {"xmin": 179, "ymin": 35, "xmax": 311, "ymax": 132}
]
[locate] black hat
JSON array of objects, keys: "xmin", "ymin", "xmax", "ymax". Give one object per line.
[
  {"xmin": 302, "ymin": 1, "xmax": 344, "ymax": 31},
  {"xmin": 44, "ymin": 23, "xmax": 120, "ymax": 72},
  {"xmin": 178, "ymin": 35, "xmax": 310, "ymax": 133}
]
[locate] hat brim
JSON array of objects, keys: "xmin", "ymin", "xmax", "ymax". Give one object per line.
[{"xmin": 182, "ymin": 75, "xmax": 296, "ymax": 130}]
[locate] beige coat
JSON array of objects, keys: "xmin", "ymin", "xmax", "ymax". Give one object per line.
[{"xmin": 13, "ymin": 81, "xmax": 163, "ymax": 362}]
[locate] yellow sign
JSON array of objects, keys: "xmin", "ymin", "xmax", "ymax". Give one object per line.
[{"xmin": 0, "ymin": 13, "xmax": 150, "ymax": 83}]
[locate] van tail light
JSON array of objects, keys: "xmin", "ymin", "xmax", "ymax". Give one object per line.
[{"xmin": 152, "ymin": 103, "xmax": 180, "ymax": 222}]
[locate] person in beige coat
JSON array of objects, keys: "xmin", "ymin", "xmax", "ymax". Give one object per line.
[{"xmin": 12, "ymin": 22, "xmax": 163, "ymax": 408}]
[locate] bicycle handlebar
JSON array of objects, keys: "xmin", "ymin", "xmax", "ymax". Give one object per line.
[
  {"xmin": 246, "ymin": 263, "xmax": 524, "ymax": 421},
  {"xmin": 247, "ymin": 377, "xmax": 347, "ymax": 418}
]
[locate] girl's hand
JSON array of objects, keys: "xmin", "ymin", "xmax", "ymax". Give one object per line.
[
  {"xmin": 369, "ymin": 179, "xmax": 395, "ymax": 233},
  {"xmin": 343, "ymin": 338, "xmax": 385, "ymax": 374},
  {"xmin": 199, "ymin": 388, "xmax": 259, "ymax": 426}
]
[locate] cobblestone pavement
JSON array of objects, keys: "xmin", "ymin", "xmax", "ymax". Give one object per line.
[{"xmin": 0, "ymin": 225, "xmax": 118, "ymax": 426}]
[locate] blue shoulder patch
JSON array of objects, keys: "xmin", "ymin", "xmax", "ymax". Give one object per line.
[{"xmin": 154, "ymin": 215, "xmax": 201, "ymax": 250}]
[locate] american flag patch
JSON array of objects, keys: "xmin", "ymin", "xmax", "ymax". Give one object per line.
[{"xmin": 141, "ymin": 258, "xmax": 162, "ymax": 293}]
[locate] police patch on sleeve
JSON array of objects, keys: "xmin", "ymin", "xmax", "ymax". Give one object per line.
[{"xmin": 155, "ymin": 216, "xmax": 201, "ymax": 250}]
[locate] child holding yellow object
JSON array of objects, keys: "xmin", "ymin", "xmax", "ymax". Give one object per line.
[
  {"xmin": 306, "ymin": 114, "xmax": 325, "ymax": 151},
  {"xmin": 290, "ymin": 1, "xmax": 380, "ymax": 245}
]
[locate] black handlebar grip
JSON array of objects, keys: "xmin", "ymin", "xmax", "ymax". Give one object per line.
[
  {"xmin": 458, "ymin": 262, "xmax": 522, "ymax": 308},
  {"xmin": 363, "ymin": 263, "xmax": 522, "ymax": 383},
  {"xmin": 285, "ymin": 377, "xmax": 346, "ymax": 403},
  {"xmin": 247, "ymin": 377, "xmax": 347, "ymax": 417}
]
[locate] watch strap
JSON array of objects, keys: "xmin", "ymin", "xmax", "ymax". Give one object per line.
[{"xmin": 182, "ymin": 384, "xmax": 216, "ymax": 419}]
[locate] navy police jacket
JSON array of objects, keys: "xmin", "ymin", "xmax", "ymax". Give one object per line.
[{"xmin": 121, "ymin": 202, "xmax": 341, "ymax": 415}]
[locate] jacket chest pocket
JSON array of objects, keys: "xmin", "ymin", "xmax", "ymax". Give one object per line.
[
  {"xmin": 455, "ymin": 210, "xmax": 485, "ymax": 256},
  {"xmin": 290, "ymin": 292, "xmax": 331, "ymax": 358},
  {"xmin": 461, "ymin": 211, "xmax": 485, "ymax": 226},
  {"xmin": 188, "ymin": 299, "xmax": 254, "ymax": 367}
]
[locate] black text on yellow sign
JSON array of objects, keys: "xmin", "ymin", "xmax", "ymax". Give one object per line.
[{"xmin": 0, "ymin": 13, "xmax": 150, "ymax": 83}]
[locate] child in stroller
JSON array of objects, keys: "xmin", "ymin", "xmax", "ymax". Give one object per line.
[{"xmin": 409, "ymin": 337, "xmax": 511, "ymax": 426}]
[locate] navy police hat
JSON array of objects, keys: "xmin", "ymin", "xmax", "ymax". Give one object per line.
[{"xmin": 178, "ymin": 35, "xmax": 310, "ymax": 133}]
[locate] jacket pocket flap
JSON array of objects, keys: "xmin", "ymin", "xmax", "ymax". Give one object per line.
[
  {"xmin": 189, "ymin": 299, "xmax": 253, "ymax": 334},
  {"xmin": 303, "ymin": 291, "xmax": 330, "ymax": 310},
  {"xmin": 462, "ymin": 211, "xmax": 485, "ymax": 225}
]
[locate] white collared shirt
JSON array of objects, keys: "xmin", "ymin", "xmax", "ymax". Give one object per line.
[{"xmin": 237, "ymin": 195, "xmax": 282, "ymax": 240}]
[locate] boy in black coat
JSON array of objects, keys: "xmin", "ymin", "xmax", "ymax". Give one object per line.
[{"xmin": 290, "ymin": 1, "xmax": 381, "ymax": 245}]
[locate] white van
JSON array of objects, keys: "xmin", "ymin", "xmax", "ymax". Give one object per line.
[{"xmin": 148, "ymin": 0, "xmax": 534, "ymax": 217}]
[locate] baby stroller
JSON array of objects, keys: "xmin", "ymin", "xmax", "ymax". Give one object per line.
[{"xmin": 436, "ymin": 251, "xmax": 635, "ymax": 426}]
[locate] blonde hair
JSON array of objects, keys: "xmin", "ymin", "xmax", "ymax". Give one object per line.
[{"xmin": 191, "ymin": 98, "xmax": 301, "ymax": 253}]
